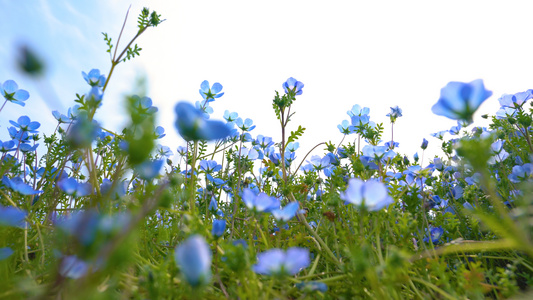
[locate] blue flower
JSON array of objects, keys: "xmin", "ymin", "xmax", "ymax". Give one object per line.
[
  {"xmin": 337, "ymin": 120, "xmax": 353, "ymax": 135},
  {"xmin": 340, "ymin": 178, "xmax": 393, "ymax": 211},
  {"xmin": 223, "ymin": 110, "xmax": 238, "ymax": 122},
  {"xmin": 135, "ymin": 159, "xmax": 164, "ymax": 180},
  {"xmin": 308, "ymin": 155, "xmax": 331, "ymax": 171},
  {"xmin": 2, "ymin": 176, "xmax": 42, "ymax": 195},
  {"xmin": 67, "ymin": 113, "xmax": 101, "ymax": 148},
  {"xmin": 347, "ymin": 104, "xmax": 370, "ymax": 118},
  {"xmin": 423, "ymin": 227, "xmax": 444, "ymax": 244},
  {"xmin": 82, "ymin": 69, "xmax": 106, "ymax": 87},
  {"xmin": 235, "ymin": 118, "xmax": 256, "ymax": 132},
  {"xmin": 431, "ymin": 79, "xmax": 492, "ymax": 124},
  {"xmin": 9, "ymin": 116, "xmax": 40, "ymax": 133},
  {"xmin": 386, "ymin": 106, "xmax": 402, "ymax": 123},
  {"xmin": 131, "ymin": 95, "xmax": 158, "ymax": 115},
  {"xmin": 242, "ymin": 188, "xmax": 280, "ymax": 213},
  {"xmin": 282, "ymin": 77, "xmax": 304, "ymax": 95},
  {"xmin": 199, "ymin": 80, "xmax": 224, "ymax": 101},
  {"xmin": 0, "ymin": 247, "xmax": 14, "ymax": 261},
  {"xmin": 488, "ymin": 140, "xmax": 509, "ymax": 164},
  {"xmin": 255, "ymin": 135, "xmax": 274, "ymax": 149},
  {"xmin": 100, "ymin": 179, "xmax": 127, "ymax": 199},
  {"xmin": 0, "ymin": 140, "xmax": 15, "ymax": 153},
  {"xmin": 212, "ymin": 219, "xmax": 226, "ymax": 238},
  {"xmin": 174, "ymin": 102, "xmax": 231, "ymax": 141},
  {"xmin": 421, "ymin": 138, "xmax": 428, "ymax": 150},
  {"xmin": 508, "ymin": 163, "xmax": 533, "ymax": 183},
  {"xmin": 200, "ymin": 160, "xmax": 222, "ymax": 173},
  {"xmin": 253, "ymin": 247, "xmax": 310, "ymax": 275},
  {"xmin": 1, "ymin": 80, "xmax": 30, "ymax": 107},
  {"xmin": 271, "ymin": 202, "xmax": 300, "ymax": 222},
  {"xmin": 57, "ymin": 177, "xmax": 92, "ymax": 197},
  {"xmin": 498, "ymin": 89, "xmax": 533, "ymax": 109},
  {"xmin": 0, "ymin": 205, "xmax": 27, "ymax": 228},
  {"xmin": 52, "ymin": 110, "xmax": 70, "ymax": 123},
  {"xmin": 59, "ymin": 255, "xmax": 90, "ymax": 279},
  {"xmin": 175, "ymin": 235, "xmax": 212, "ymax": 287}
]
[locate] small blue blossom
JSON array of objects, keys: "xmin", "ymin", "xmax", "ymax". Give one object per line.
[
  {"xmin": 212, "ymin": 219, "xmax": 226, "ymax": 238},
  {"xmin": 175, "ymin": 235, "xmax": 212, "ymax": 287},
  {"xmin": 386, "ymin": 106, "xmax": 402, "ymax": 123},
  {"xmin": 59, "ymin": 255, "xmax": 90, "ymax": 279},
  {"xmin": 242, "ymin": 188, "xmax": 280, "ymax": 213},
  {"xmin": 0, "ymin": 247, "xmax": 14, "ymax": 261},
  {"xmin": 498, "ymin": 89, "xmax": 533, "ymax": 109},
  {"xmin": 253, "ymin": 247, "xmax": 310, "ymax": 275},
  {"xmin": 423, "ymin": 227, "xmax": 444, "ymax": 244},
  {"xmin": 282, "ymin": 77, "xmax": 304, "ymax": 95},
  {"xmin": 223, "ymin": 110, "xmax": 238, "ymax": 122},
  {"xmin": 175, "ymin": 102, "xmax": 231, "ymax": 141},
  {"xmin": 347, "ymin": 104, "xmax": 370, "ymax": 118},
  {"xmin": 508, "ymin": 163, "xmax": 533, "ymax": 183},
  {"xmin": 340, "ymin": 178, "xmax": 393, "ymax": 211},
  {"xmin": 255, "ymin": 135, "xmax": 274, "ymax": 149},
  {"xmin": 1, "ymin": 80, "xmax": 30, "ymax": 107},
  {"xmin": 2, "ymin": 176, "xmax": 42, "ymax": 195},
  {"xmin": 271, "ymin": 202, "xmax": 300, "ymax": 222},
  {"xmin": 199, "ymin": 80, "xmax": 224, "ymax": 101},
  {"xmin": 421, "ymin": 138, "xmax": 428, "ymax": 150},
  {"xmin": 131, "ymin": 95, "xmax": 158, "ymax": 115},
  {"xmin": 135, "ymin": 159, "xmax": 164, "ymax": 180},
  {"xmin": 0, "ymin": 205, "xmax": 27, "ymax": 228},
  {"xmin": 82, "ymin": 69, "xmax": 106, "ymax": 87},
  {"xmin": 235, "ymin": 118, "xmax": 256, "ymax": 132},
  {"xmin": 431, "ymin": 79, "xmax": 492, "ymax": 124},
  {"xmin": 337, "ymin": 120, "xmax": 353, "ymax": 134},
  {"xmin": 52, "ymin": 110, "xmax": 70, "ymax": 123},
  {"xmin": 9, "ymin": 116, "xmax": 40, "ymax": 133},
  {"xmin": 57, "ymin": 177, "xmax": 93, "ymax": 197}
]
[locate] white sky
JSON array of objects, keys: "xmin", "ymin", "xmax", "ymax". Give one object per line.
[{"xmin": 2, "ymin": 1, "xmax": 533, "ymax": 165}]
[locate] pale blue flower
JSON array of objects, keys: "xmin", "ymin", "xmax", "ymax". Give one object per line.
[
  {"xmin": 175, "ymin": 235, "xmax": 212, "ymax": 286},
  {"xmin": 253, "ymin": 247, "xmax": 310, "ymax": 275},
  {"xmin": 431, "ymin": 79, "xmax": 492, "ymax": 124}
]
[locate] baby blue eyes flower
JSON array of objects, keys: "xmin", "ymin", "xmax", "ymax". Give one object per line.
[
  {"xmin": 386, "ymin": 106, "xmax": 402, "ymax": 123},
  {"xmin": 0, "ymin": 247, "xmax": 14, "ymax": 261},
  {"xmin": 0, "ymin": 205, "xmax": 27, "ymax": 228},
  {"xmin": 9, "ymin": 116, "xmax": 41, "ymax": 133},
  {"xmin": 211, "ymin": 219, "xmax": 226, "ymax": 238},
  {"xmin": 498, "ymin": 89, "xmax": 533, "ymax": 108},
  {"xmin": 199, "ymin": 80, "xmax": 224, "ymax": 101},
  {"xmin": 57, "ymin": 177, "xmax": 92, "ymax": 197},
  {"xmin": 423, "ymin": 227, "xmax": 444, "ymax": 244},
  {"xmin": 174, "ymin": 101, "xmax": 231, "ymax": 141},
  {"xmin": 431, "ymin": 79, "xmax": 492, "ymax": 124},
  {"xmin": 421, "ymin": 138, "xmax": 428, "ymax": 150},
  {"xmin": 242, "ymin": 188, "xmax": 280, "ymax": 213},
  {"xmin": 1, "ymin": 80, "xmax": 30, "ymax": 107},
  {"xmin": 508, "ymin": 163, "xmax": 533, "ymax": 183},
  {"xmin": 337, "ymin": 120, "xmax": 353, "ymax": 135},
  {"xmin": 175, "ymin": 235, "xmax": 212, "ymax": 287},
  {"xmin": 2, "ymin": 176, "xmax": 42, "ymax": 195},
  {"xmin": 282, "ymin": 77, "xmax": 304, "ymax": 96},
  {"xmin": 82, "ymin": 69, "xmax": 106, "ymax": 87},
  {"xmin": 59, "ymin": 255, "xmax": 90, "ymax": 279},
  {"xmin": 235, "ymin": 118, "xmax": 256, "ymax": 132},
  {"xmin": 340, "ymin": 178, "xmax": 394, "ymax": 211},
  {"xmin": 271, "ymin": 202, "xmax": 300, "ymax": 222},
  {"xmin": 253, "ymin": 247, "xmax": 310, "ymax": 276}
]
